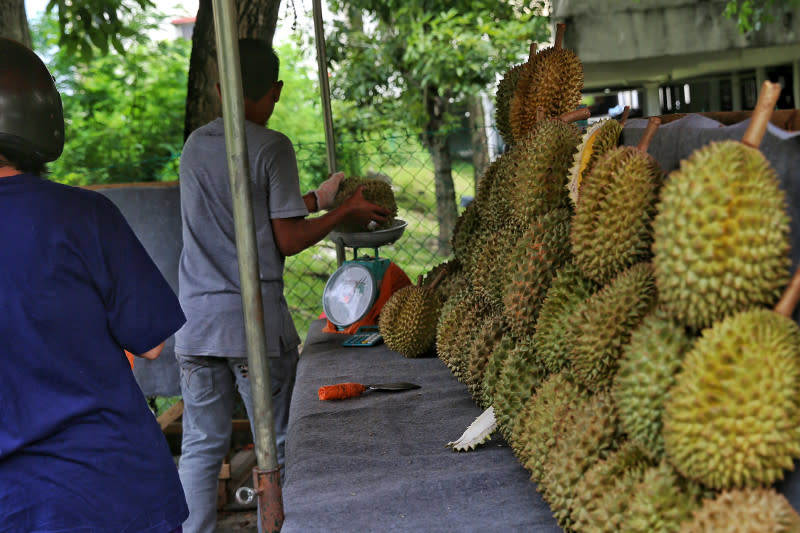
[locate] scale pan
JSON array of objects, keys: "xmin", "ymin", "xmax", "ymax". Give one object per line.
[{"xmin": 328, "ymin": 219, "xmax": 407, "ymax": 249}]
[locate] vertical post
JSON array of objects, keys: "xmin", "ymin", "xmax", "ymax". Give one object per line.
[
  {"xmin": 312, "ymin": 0, "xmax": 346, "ymax": 266},
  {"xmin": 643, "ymin": 82, "xmax": 661, "ymax": 117},
  {"xmin": 210, "ymin": 1, "xmax": 283, "ymax": 531},
  {"xmin": 793, "ymin": 59, "xmax": 800, "ymax": 109},
  {"xmin": 731, "ymin": 71, "xmax": 743, "ymax": 111}
]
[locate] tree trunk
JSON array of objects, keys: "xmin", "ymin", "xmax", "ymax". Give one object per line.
[
  {"xmin": 421, "ymin": 85, "xmax": 457, "ymax": 257},
  {"xmin": 183, "ymin": 0, "xmax": 282, "ymax": 140},
  {"xmin": 0, "ymin": 0, "xmax": 31, "ymax": 48},
  {"xmin": 468, "ymin": 94, "xmax": 489, "ymax": 197}
]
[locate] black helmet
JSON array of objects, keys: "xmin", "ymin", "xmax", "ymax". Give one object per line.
[{"xmin": 0, "ymin": 38, "xmax": 64, "ymax": 163}]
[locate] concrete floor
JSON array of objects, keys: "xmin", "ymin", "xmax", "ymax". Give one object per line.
[{"xmin": 216, "ymin": 509, "xmax": 258, "ymax": 532}]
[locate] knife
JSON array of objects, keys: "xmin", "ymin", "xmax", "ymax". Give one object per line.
[{"xmin": 318, "ymin": 382, "xmax": 421, "ymax": 401}]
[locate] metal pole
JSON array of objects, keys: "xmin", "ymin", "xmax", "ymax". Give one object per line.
[
  {"xmin": 211, "ymin": 1, "xmax": 283, "ymax": 530},
  {"xmin": 311, "ymin": 0, "xmax": 346, "ymax": 266}
]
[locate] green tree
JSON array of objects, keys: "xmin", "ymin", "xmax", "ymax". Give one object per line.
[
  {"xmin": 723, "ymin": 0, "xmax": 800, "ymax": 32},
  {"xmin": 325, "ymin": 0, "xmax": 549, "ymax": 254},
  {"xmin": 32, "ymin": 10, "xmax": 190, "ymax": 185}
]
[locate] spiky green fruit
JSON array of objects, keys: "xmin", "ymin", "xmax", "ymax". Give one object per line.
[
  {"xmin": 511, "ymin": 372, "xmax": 582, "ymax": 482},
  {"xmin": 534, "ymin": 263, "xmax": 598, "ymax": 374},
  {"xmin": 571, "ymin": 146, "xmax": 664, "ymax": 285},
  {"xmin": 663, "ymin": 309, "xmax": 800, "ymax": 489},
  {"xmin": 506, "ymin": 120, "xmax": 582, "ymax": 226},
  {"xmin": 421, "ymin": 259, "xmax": 465, "ymax": 304},
  {"xmin": 436, "ymin": 287, "xmax": 498, "ymax": 381},
  {"xmin": 379, "ymin": 283, "xmax": 443, "ymax": 358},
  {"xmin": 480, "ymin": 332, "xmax": 516, "ymax": 408},
  {"xmin": 492, "ymin": 337, "xmax": 547, "ymax": 442},
  {"xmin": 475, "ymin": 151, "xmax": 516, "ymax": 224},
  {"xmin": 652, "ymin": 140, "xmax": 791, "ymax": 329},
  {"xmin": 451, "ymin": 202, "xmax": 482, "ymax": 268},
  {"xmin": 570, "ymin": 441, "xmax": 654, "ymax": 532},
  {"xmin": 509, "ymin": 43, "xmax": 583, "ymax": 140},
  {"xmin": 681, "ymin": 489, "xmax": 800, "ymax": 533},
  {"xmin": 495, "ymin": 62, "xmax": 525, "ymax": 147},
  {"xmin": 464, "ymin": 314, "xmax": 508, "ymax": 408},
  {"xmin": 624, "ymin": 461, "xmax": 705, "ymax": 533},
  {"xmin": 568, "ymin": 118, "xmax": 623, "ymax": 203},
  {"xmin": 612, "ymin": 310, "xmax": 693, "ymax": 459},
  {"xmin": 503, "ymin": 208, "xmax": 573, "ymax": 339},
  {"xmin": 470, "ymin": 220, "xmax": 525, "ymax": 306},
  {"xmin": 539, "ymin": 391, "xmax": 619, "ymax": 530},
  {"xmin": 569, "ymin": 262, "xmax": 658, "ymax": 393},
  {"xmin": 332, "ymin": 176, "xmax": 398, "ymax": 231}
]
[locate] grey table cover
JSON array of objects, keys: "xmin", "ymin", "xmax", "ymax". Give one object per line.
[{"xmin": 281, "ymin": 319, "xmax": 561, "ymax": 533}]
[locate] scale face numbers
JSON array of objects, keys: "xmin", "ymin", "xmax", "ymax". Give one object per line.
[{"xmin": 322, "ymin": 263, "xmax": 378, "ymax": 327}]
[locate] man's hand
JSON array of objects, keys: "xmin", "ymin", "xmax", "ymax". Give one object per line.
[
  {"xmin": 341, "ymin": 186, "xmax": 391, "ymax": 229},
  {"xmin": 312, "ymin": 171, "xmax": 346, "ymax": 211}
]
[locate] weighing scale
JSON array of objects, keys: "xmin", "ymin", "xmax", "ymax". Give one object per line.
[{"xmin": 322, "ymin": 219, "xmax": 409, "ymax": 333}]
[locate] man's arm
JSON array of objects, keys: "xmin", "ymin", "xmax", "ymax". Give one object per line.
[{"xmin": 272, "ymin": 186, "xmax": 390, "ymax": 256}]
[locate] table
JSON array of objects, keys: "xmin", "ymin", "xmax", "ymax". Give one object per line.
[{"xmin": 281, "ymin": 319, "xmax": 561, "ymax": 532}]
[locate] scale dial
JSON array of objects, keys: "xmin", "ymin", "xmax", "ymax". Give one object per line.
[{"xmin": 322, "ymin": 263, "xmax": 378, "ymax": 327}]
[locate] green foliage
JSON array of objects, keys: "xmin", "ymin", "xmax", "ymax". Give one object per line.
[
  {"xmin": 722, "ymin": 0, "xmax": 800, "ymax": 32},
  {"xmin": 32, "ymin": 10, "xmax": 190, "ymax": 186},
  {"xmin": 45, "ymin": 0, "xmax": 155, "ymax": 60}
]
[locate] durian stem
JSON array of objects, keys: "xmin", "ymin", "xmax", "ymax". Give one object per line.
[
  {"xmin": 558, "ymin": 108, "xmax": 591, "ymax": 124},
  {"xmin": 428, "ymin": 269, "xmax": 447, "ymax": 291},
  {"xmin": 742, "ymin": 81, "xmax": 782, "ymax": 148},
  {"xmin": 528, "ymin": 42, "xmax": 538, "ymax": 62},
  {"xmin": 636, "ymin": 117, "xmax": 661, "ymax": 152},
  {"xmin": 620, "ymin": 106, "xmax": 631, "ymax": 125},
  {"xmin": 774, "ymin": 265, "xmax": 800, "ymax": 318},
  {"xmin": 536, "ymin": 106, "xmax": 546, "ymax": 123},
  {"xmin": 554, "ymin": 23, "xmax": 566, "ymax": 50}
]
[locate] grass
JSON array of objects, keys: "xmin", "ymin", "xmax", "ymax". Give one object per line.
[{"xmin": 286, "ymin": 134, "xmax": 475, "ymax": 342}]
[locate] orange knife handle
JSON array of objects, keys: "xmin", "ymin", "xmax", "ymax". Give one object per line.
[{"xmin": 318, "ymin": 382, "xmax": 367, "ymax": 401}]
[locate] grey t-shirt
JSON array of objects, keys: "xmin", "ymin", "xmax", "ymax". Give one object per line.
[{"xmin": 175, "ymin": 118, "xmax": 308, "ymax": 358}]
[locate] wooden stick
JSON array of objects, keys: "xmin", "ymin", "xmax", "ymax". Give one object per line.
[
  {"xmin": 742, "ymin": 81, "xmax": 782, "ymax": 148},
  {"xmin": 620, "ymin": 105, "xmax": 631, "ymax": 125},
  {"xmin": 428, "ymin": 269, "xmax": 447, "ymax": 291},
  {"xmin": 554, "ymin": 23, "xmax": 566, "ymax": 50},
  {"xmin": 528, "ymin": 42, "xmax": 538, "ymax": 62},
  {"xmin": 774, "ymin": 265, "xmax": 800, "ymax": 318},
  {"xmin": 558, "ymin": 107, "xmax": 591, "ymax": 124},
  {"xmin": 636, "ymin": 117, "xmax": 661, "ymax": 152}
]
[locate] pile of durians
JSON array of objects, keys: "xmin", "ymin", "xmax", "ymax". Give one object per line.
[{"xmin": 379, "ymin": 22, "xmax": 800, "ymax": 532}]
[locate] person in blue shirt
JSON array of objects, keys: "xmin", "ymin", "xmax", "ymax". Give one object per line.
[{"xmin": 0, "ymin": 37, "xmax": 189, "ymax": 533}]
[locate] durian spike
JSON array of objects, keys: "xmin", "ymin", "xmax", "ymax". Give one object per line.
[
  {"xmin": 554, "ymin": 23, "xmax": 566, "ymax": 50},
  {"xmin": 774, "ymin": 265, "xmax": 800, "ymax": 318},
  {"xmin": 558, "ymin": 107, "xmax": 591, "ymax": 124},
  {"xmin": 636, "ymin": 116, "xmax": 661, "ymax": 152},
  {"xmin": 742, "ymin": 81, "xmax": 782, "ymax": 148},
  {"xmin": 619, "ymin": 105, "xmax": 631, "ymax": 125}
]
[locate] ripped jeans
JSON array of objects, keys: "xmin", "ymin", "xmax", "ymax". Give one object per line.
[{"xmin": 175, "ymin": 351, "xmax": 298, "ymax": 533}]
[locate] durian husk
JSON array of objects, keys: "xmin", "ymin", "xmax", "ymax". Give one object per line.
[
  {"xmin": 508, "ymin": 24, "xmax": 584, "ymax": 141},
  {"xmin": 492, "ymin": 336, "xmax": 547, "ymax": 442},
  {"xmin": 469, "ymin": 220, "xmax": 525, "ymax": 307},
  {"xmin": 378, "ymin": 281, "xmax": 444, "ymax": 358},
  {"xmin": 331, "ymin": 176, "xmax": 398, "ymax": 232},
  {"xmin": 495, "ymin": 62, "xmax": 526, "ymax": 147},
  {"xmin": 612, "ymin": 309, "xmax": 693, "ymax": 459},
  {"xmin": 571, "ymin": 145, "xmax": 664, "ymax": 286},
  {"xmin": 624, "ymin": 461, "xmax": 706, "ymax": 533},
  {"xmin": 464, "ymin": 313, "xmax": 508, "ymax": 408},
  {"xmin": 539, "ymin": 391, "xmax": 619, "ymax": 530},
  {"xmin": 663, "ymin": 308, "xmax": 800, "ymax": 490},
  {"xmin": 479, "ymin": 331, "xmax": 517, "ymax": 408},
  {"xmin": 570, "ymin": 441, "xmax": 655, "ymax": 532},
  {"xmin": 652, "ymin": 140, "xmax": 791, "ymax": 329},
  {"xmin": 511, "ymin": 372, "xmax": 583, "ymax": 482},
  {"xmin": 451, "ymin": 201, "xmax": 482, "ymax": 268},
  {"xmin": 534, "ymin": 262, "xmax": 599, "ymax": 375},
  {"xmin": 568, "ymin": 262, "xmax": 658, "ymax": 393},
  {"xmin": 681, "ymin": 488, "xmax": 800, "ymax": 533},
  {"xmin": 502, "ymin": 208, "xmax": 573, "ymax": 339}
]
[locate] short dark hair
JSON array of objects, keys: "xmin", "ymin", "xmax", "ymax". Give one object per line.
[
  {"xmin": 238, "ymin": 38, "xmax": 280, "ymax": 102},
  {"xmin": 0, "ymin": 149, "xmax": 48, "ymax": 176}
]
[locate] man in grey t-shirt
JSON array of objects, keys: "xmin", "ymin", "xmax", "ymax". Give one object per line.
[{"xmin": 175, "ymin": 39, "xmax": 389, "ymax": 533}]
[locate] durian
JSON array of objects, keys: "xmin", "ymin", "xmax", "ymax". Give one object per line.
[
  {"xmin": 612, "ymin": 309, "xmax": 693, "ymax": 459},
  {"xmin": 502, "ymin": 208, "xmax": 573, "ymax": 339},
  {"xmin": 571, "ymin": 117, "xmax": 664, "ymax": 285},
  {"xmin": 652, "ymin": 81, "xmax": 790, "ymax": 329},
  {"xmin": 332, "ymin": 175, "xmax": 398, "ymax": 232},
  {"xmin": 379, "ymin": 273, "xmax": 445, "ymax": 358},
  {"xmin": 624, "ymin": 461, "xmax": 705, "ymax": 533},
  {"xmin": 681, "ymin": 489, "xmax": 800, "ymax": 533},
  {"xmin": 663, "ymin": 308, "xmax": 800, "ymax": 490},
  {"xmin": 492, "ymin": 337, "xmax": 547, "ymax": 441},
  {"xmin": 509, "ymin": 23, "xmax": 583, "ymax": 141},
  {"xmin": 479, "ymin": 331, "xmax": 516, "ymax": 408},
  {"xmin": 464, "ymin": 313, "xmax": 508, "ymax": 408},
  {"xmin": 494, "ymin": 55, "xmax": 528, "ymax": 147},
  {"xmin": 568, "ymin": 262, "xmax": 657, "ymax": 393},
  {"xmin": 567, "ymin": 109, "xmax": 628, "ymax": 204}
]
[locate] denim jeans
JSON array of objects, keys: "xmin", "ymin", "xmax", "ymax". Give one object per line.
[{"xmin": 176, "ymin": 351, "xmax": 298, "ymax": 533}]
